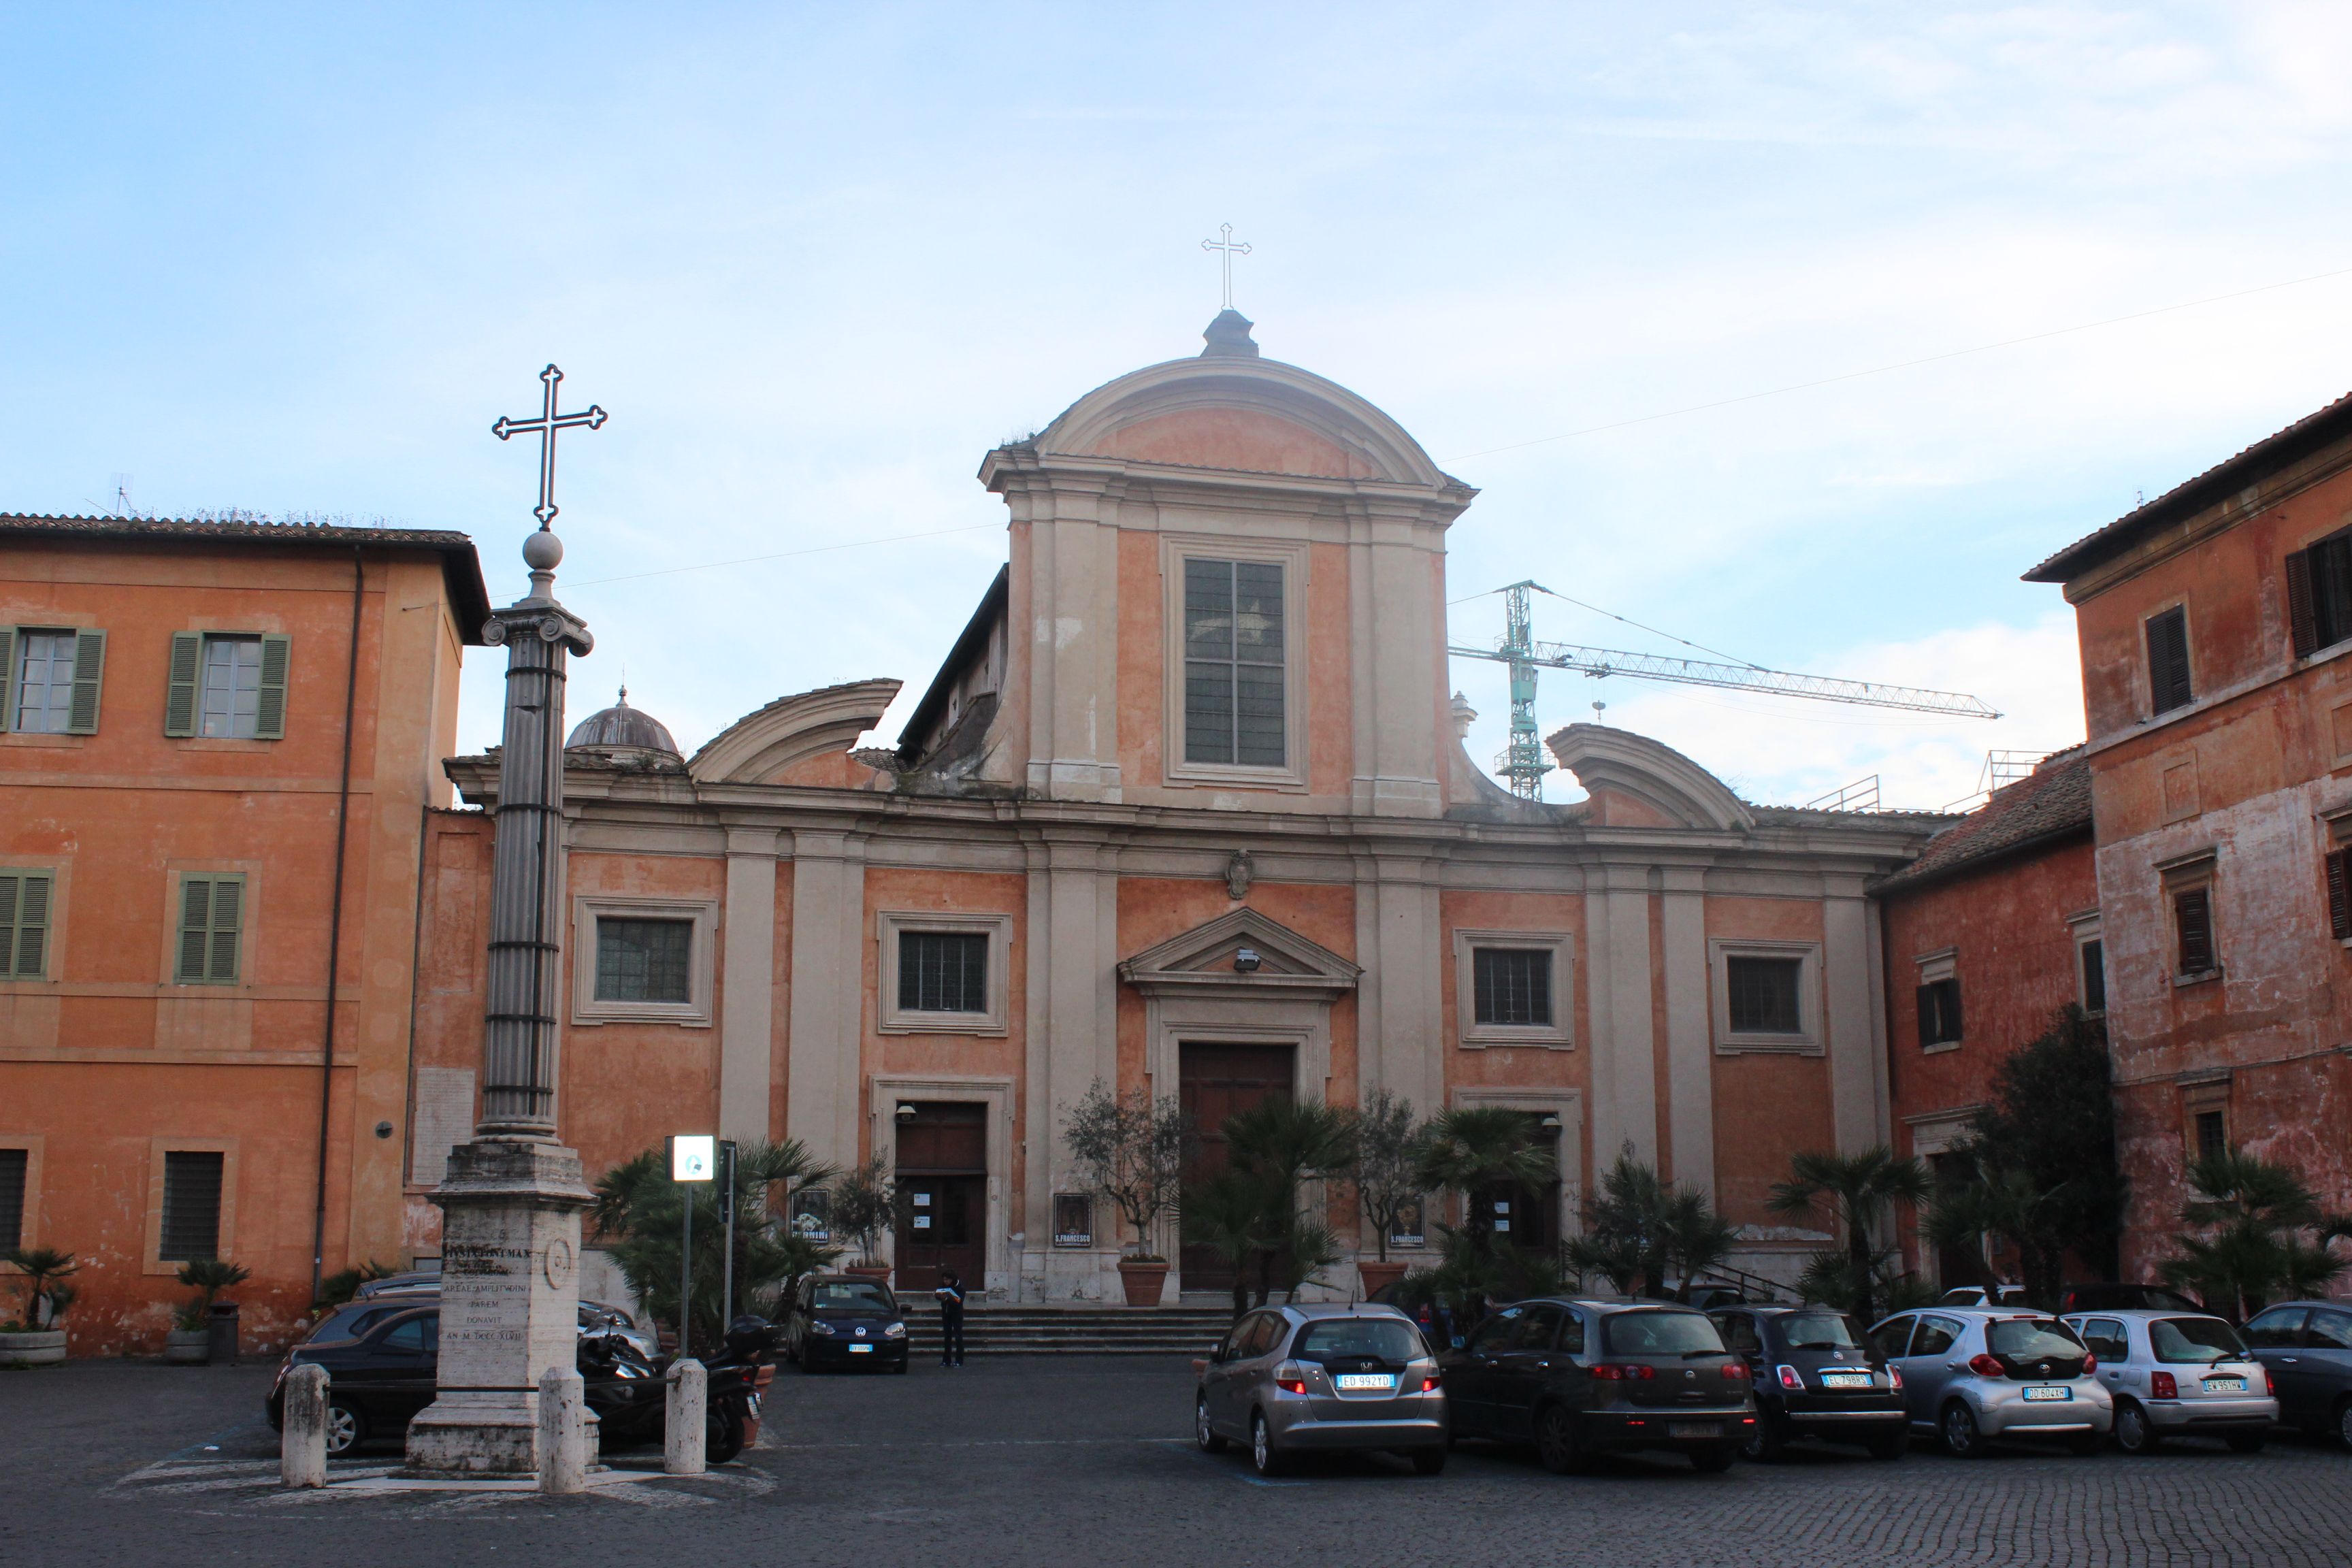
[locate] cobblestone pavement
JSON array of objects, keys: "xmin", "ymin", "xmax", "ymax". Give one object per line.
[{"xmin": 7, "ymin": 1354, "xmax": 2351, "ymax": 1567}]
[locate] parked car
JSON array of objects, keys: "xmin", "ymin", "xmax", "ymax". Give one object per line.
[
  {"xmin": 1867, "ymin": 1307, "xmax": 2112, "ymax": 1457},
  {"xmin": 783, "ymin": 1276, "xmax": 909, "ymax": 1373},
  {"xmin": 2064, "ymin": 1309, "xmax": 2275, "ymax": 1453},
  {"xmin": 1196, "ymin": 1303, "xmax": 1448, "ymax": 1477},
  {"xmin": 2058, "ymin": 1284, "xmax": 2208, "ymax": 1318},
  {"xmin": 337, "ymin": 1276, "xmax": 659, "ymax": 1359},
  {"xmin": 1940, "ymin": 1285, "xmax": 2032, "ymax": 1307},
  {"xmin": 2242, "ymin": 1301, "xmax": 2352, "ymax": 1448},
  {"xmin": 1710, "ymin": 1305, "xmax": 1907, "ymax": 1460},
  {"xmin": 1439, "ymin": 1298, "xmax": 1753, "ymax": 1474}
]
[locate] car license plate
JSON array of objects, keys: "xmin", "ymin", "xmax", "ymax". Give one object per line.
[
  {"xmin": 2022, "ymin": 1385, "xmax": 2070, "ymax": 1401},
  {"xmin": 1335, "ymin": 1373, "xmax": 1396, "ymax": 1391},
  {"xmin": 1818, "ymin": 1373, "xmax": 1872, "ymax": 1389},
  {"xmin": 848, "ymin": 1343, "xmax": 873, "ymax": 1354},
  {"xmin": 2203, "ymin": 1377, "xmax": 2246, "ymax": 1393},
  {"xmin": 1668, "ymin": 1423, "xmax": 1722, "ymax": 1441}
]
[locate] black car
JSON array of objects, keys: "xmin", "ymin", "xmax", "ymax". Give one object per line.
[
  {"xmin": 2242, "ymin": 1300, "xmax": 2352, "ymax": 1448},
  {"xmin": 1439, "ymin": 1298, "xmax": 1754, "ymax": 1473},
  {"xmin": 785, "ymin": 1277, "xmax": 910, "ymax": 1373},
  {"xmin": 1710, "ymin": 1305, "xmax": 1908, "ymax": 1460},
  {"xmin": 264, "ymin": 1296, "xmax": 670, "ymax": 1456}
]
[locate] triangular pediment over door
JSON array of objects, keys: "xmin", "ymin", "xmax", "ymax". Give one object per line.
[{"xmin": 1115, "ymin": 906, "xmax": 1362, "ymax": 1001}]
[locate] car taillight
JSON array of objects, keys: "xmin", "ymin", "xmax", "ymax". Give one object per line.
[
  {"xmin": 2082, "ymin": 1354, "xmax": 2097, "ymax": 1373},
  {"xmin": 1967, "ymin": 1353, "xmax": 2006, "ymax": 1377},
  {"xmin": 1276, "ymin": 1377, "xmax": 1307, "ymax": 1394},
  {"xmin": 1419, "ymin": 1374, "xmax": 1440, "ymax": 1392},
  {"xmin": 1776, "ymin": 1364, "xmax": 1804, "ymax": 1390},
  {"xmin": 2151, "ymin": 1371, "xmax": 2177, "ymax": 1399},
  {"xmin": 1595, "ymin": 1363, "xmax": 1656, "ymax": 1380},
  {"xmin": 1889, "ymin": 1365, "xmax": 1904, "ymax": 1390},
  {"xmin": 1722, "ymin": 1360, "xmax": 1747, "ymax": 1381},
  {"xmin": 2261, "ymin": 1367, "xmax": 2275, "ymax": 1397}
]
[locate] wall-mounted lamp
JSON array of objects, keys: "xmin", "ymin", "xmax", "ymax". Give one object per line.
[
  {"xmin": 1233, "ymin": 947, "xmax": 1262, "ymax": 973},
  {"xmin": 896, "ymin": 1102, "xmax": 919, "ymax": 1123},
  {"xmin": 1539, "ymin": 1114, "xmax": 1563, "ymax": 1132}
]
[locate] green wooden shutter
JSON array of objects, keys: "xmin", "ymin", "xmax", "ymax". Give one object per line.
[
  {"xmin": 164, "ymin": 633, "xmax": 203, "ymax": 737},
  {"xmin": 66, "ymin": 629, "xmax": 106, "ymax": 735},
  {"xmin": 254, "ymin": 634, "xmax": 291, "ymax": 740},
  {"xmin": 178, "ymin": 877, "xmax": 212, "ymax": 982},
  {"xmin": 0, "ymin": 626, "xmax": 16, "ymax": 732},
  {"xmin": 0, "ymin": 875, "xmax": 16, "ymax": 977},
  {"xmin": 207, "ymin": 875, "xmax": 243, "ymax": 982},
  {"xmin": 12, "ymin": 873, "xmax": 49, "ymax": 979}
]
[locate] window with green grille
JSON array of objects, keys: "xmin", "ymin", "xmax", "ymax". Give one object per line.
[
  {"xmin": 1727, "ymin": 956, "xmax": 1802, "ymax": 1034},
  {"xmin": 176, "ymin": 875, "xmax": 244, "ymax": 985},
  {"xmin": 0, "ymin": 871, "xmax": 52, "ymax": 979},
  {"xmin": 160, "ymin": 1150, "xmax": 224, "ymax": 1261},
  {"xmin": 1472, "ymin": 947, "xmax": 1552, "ymax": 1026}
]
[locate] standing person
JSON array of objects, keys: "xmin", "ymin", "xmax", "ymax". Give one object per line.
[{"xmin": 934, "ymin": 1270, "xmax": 966, "ymax": 1368}]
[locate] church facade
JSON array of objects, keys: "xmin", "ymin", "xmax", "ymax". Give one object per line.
[{"xmin": 406, "ymin": 314, "xmax": 1946, "ymax": 1303}]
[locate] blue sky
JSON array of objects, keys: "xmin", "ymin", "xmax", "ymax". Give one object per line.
[{"xmin": 7, "ymin": 3, "xmax": 2351, "ymax": 806}]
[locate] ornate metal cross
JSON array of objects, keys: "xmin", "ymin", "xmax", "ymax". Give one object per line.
[
  {"xmin": 1201, "ymin": 223, "xmax": 1252, "ymax": 311},
  {"xmin": 491, "ymin": 364, "xmax": 608, "ymax": 527}
]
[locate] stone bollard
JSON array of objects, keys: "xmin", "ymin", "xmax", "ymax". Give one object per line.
[
  {"xmin": 537, "ymin": 1365, "xmax": 589, "ymax": 1494},
  {"xmin": 664, "ymin": 1358, "xmax": 706, "ymax": 1476},
  {"xmin": 280, "ymin": 1364, "xmax": 329, "ymax": 1488}
]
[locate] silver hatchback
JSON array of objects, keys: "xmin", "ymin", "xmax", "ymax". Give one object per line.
[
  {"xmin": 1195, "ymin": 1303, "xmax": 1448, "ymax": 1477},
  {"xmin": 1868, "ymin": 1307, "xmax": 2113, "ymax": 1456},
  {"xmin": 2065, "ymin": 1309, "xmax": 2277, "ymax": 1453}
]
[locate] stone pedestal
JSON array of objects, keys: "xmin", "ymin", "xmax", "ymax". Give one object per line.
[{"xmin": 404, "ymin": 1137, "xmax": 594, "ymax": 1477}]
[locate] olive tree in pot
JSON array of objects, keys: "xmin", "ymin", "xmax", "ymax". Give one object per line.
[
  {"xmin": 832, "ymin": 1157, "xmax": 898, "ymax": 1283},
  {"xmin": 167, "ymin": 1258, "xmax": 250, "ymax": 1363},
  {"xmin": 1349, "ymin": 1090, "xmax": 1426, "ymax": 1298},
  {"xmin": 1062, "ymin": 1081, "xmax": 1188, "ymax": 1306},
  {"xmin": 0, "ymin": 1248, "xmax": 78, "ymax": 1367}
]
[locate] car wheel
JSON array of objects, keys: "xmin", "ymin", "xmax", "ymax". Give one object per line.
[
  {"xmin": 1534, "ymin": 1403, "xmax": 1584, "ymax": 1475},
  {"xmin": 2113, "ymin": 1401, "xmax": 2160, "ymax": 1455},
  {"xmin": 1410, "ymin": 1447, "xmax": 1447, "ymax": 1476},
  {"xmin": 1941, "ymin": 1401, "xmax": 1988, "ymax": 1459},
  {"xmin": 1741, "ymin": 1413, "xmax": 1786, "ymax": 1463},
  {"xmin": 2225, "ymin": 1431, "xmax": 2268, "ymax": 1454},
  {"xmin": 1689, "ymin": 1444, "xmax": 1735, "ymax": 1474},
  {"xmin": 1866, "ymin": 1430, "xmax": 1907, "ymax": 1462},
  {"xmin": 1196, "ymin": 1397, "xmax": 1228, "ymax": 1454},
  {"xmin": 323, "ymin": 1399, "xmax": 365, "ymax": 1457},
  {"xmin": 1250, "ymin": 1411, "xmax": 1287, "ymax": 1477}
]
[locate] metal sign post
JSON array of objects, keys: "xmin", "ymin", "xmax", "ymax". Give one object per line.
[
  {"xmin": 669, "ymin": 1134, "xmax": 716, "ymax": 1360},
  {"xmin": 717, "ymin": 1140, "xmax": 738, "ymax": 1328}
]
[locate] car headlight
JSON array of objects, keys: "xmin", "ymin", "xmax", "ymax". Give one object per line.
[
  {"xmin": 810, "ymin": 1321, "xmax": 836, "ymax": 1337},
  {"xmin": 883, "ymin": 1322, "xmax": 907, "ymax": 1339}
]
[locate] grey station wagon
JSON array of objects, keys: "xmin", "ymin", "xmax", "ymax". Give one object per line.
[{"xmin": 1195, "ymin": 1303, "xmax": 1448, "ymax": 1477}]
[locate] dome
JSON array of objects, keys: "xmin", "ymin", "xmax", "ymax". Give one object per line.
[{"xmin": 566, "ymin": 687, "xmax": 681, "ymax": 760}]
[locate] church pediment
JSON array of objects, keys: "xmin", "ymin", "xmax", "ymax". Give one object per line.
[
  {"xmin": 1116, "ymin": 907, "xmax": 1361, "ymax": 998},
  {"xmin": 688, "ymin": 678, "xmax": 902, "ymax": 787},
  {"xmin": 1546, "ymin": 723, "xmax": 1755, "ymax": 833}
]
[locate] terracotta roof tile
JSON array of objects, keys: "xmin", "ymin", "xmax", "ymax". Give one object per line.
[{"xmin": 1876, "ymin": 749, "xmax": 2091, "ymax": 892}]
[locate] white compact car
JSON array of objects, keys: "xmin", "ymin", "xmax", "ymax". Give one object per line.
[
  {"xmin": 1869, "ymin": 1308, "xmax": 2113, "ymax": 1456},
  {"xmin": 2065, "ymin": 1309, "xmax": 2277, "ymax": 1453}
]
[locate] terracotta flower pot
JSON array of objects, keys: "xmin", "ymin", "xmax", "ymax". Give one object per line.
[
  {"xmin": 164, "ymin": 1328, "xmax": 210, "ymax": 1365},
  {"xmin": 0, "ymin": 1330, "xmax": 67, "ymax": 1367},
  {"xmin": 1116, "ymin": 1259, "xmax": 1170, "ymax": 1307},
  {"xmin": 1356, "ymin": 1260, "xmax": 1409, "ymax": 1298}
]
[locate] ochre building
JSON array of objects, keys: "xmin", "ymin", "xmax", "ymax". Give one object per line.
[{"xmin": 408, "ymin": 314, "xmax": 1947, "ymax": 1303}]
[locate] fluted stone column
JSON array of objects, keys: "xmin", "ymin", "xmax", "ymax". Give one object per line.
[{"xmin": 406, "ymin": 528, "xmax": 596, "ymax": 1477}]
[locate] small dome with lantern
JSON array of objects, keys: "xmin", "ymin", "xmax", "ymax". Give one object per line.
[{"xmin": 566, "ymin": 686, "xmax": 681, "ymax": 765}]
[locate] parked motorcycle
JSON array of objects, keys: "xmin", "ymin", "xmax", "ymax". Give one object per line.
[{"xmin": 576, "ymin": 1315, "xmax": 780, "ymax": 1465}]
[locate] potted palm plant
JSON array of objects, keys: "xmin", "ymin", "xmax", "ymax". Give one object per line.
[
  {"xmin": 832, "ymin": 1157, "xmax": 896, "ymax": 1284},
  {"xmin": 0, "ymin": 1248, "xmax": 77, "ymax": 1367},
  {"xmin": 167, "ymin": 1258, "xmax": 250, "ymax": 1364},
  {"xmin": 1062, "ymin": 1081, "xmax": 1187, "ymax": 1306}
]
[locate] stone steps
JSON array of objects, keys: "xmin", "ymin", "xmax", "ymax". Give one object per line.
[{"xmin": 900, "ymin": 1306, "xmax": 1232, "ymax": 1356}]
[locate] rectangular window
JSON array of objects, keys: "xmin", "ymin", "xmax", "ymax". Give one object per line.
[
  {"xmin": 2146, "ymin": 606, "xmax": 2193, "ymax": 716},
  {"xmin": 1182, "ymin": 557, "xmax": 1285, "ymax": 767},
  {"xmin": 2194, "ymin": 1109, "xmax": 2227, "ymax": 1162},
  {"xmin": 898, "ymin": 931, "xmax": 987, "ymax": 1013},
  {"xmin": 1, "ymin": 627, "xmax": 105, "ymax": 736},
  {"xmin": 0, "ymin": 1147, "xmax": 25, "ymax": 1252},
  {"xmin": 2173, "ymin": 884, "xmax": 2215, "ymax": 976},
  {"xmin": 199, "ymin": 636, "xmax": 263, "ymax": 738},
  {"xmin": 593, "ymin": 917, "xmax": 693, "ymax": 1003},
  {"xmin": 2286, "ymin": 530, "xmax": 2352, "ymax": 657},
  {"xmin": 167, "ymin": 632, "xmax": 288, "ymax": 739},
  {"xmin": 175, "ymin": 875, "xmax": 245, "ymax": 985},
  {"xmin": 1472, "ymin": 947, "xmax": 1553, "ymax": 1026},
  {"xmin": 2080, "ymin": 939, "xmax": 2106, "ymax": 1015},
  {"xmin": 1916, "ymin": 977, "xmax": 1963, "ymax": 1046},
  {"xmin": 1727, "ymin": 956, "xmax": 1803, "ymax": 1034},
  {"xmin": 2329, "ymin": 850, "xmax": 2352, "ymax": 943},
  {"xmin": 0, "ymin": 870, "xmax": 52, "ymax": 979},
  {"xmin": 159, "ymin": 1150, "xmax": 224, "ymax": 1261}
]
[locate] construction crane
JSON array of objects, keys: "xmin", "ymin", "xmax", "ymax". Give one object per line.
[{"xmin": 1449, "ymin": 581, "xmax": 2002, "ymax": 801}]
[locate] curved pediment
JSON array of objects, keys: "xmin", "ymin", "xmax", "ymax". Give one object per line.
[
  {"xmin": 1117, "ymin": 906, "xmax": 1361, "ymax": 998},
  {"xmin": 1036, "ymin": 352, "xmax": 1452, "ymax": 490},
  {"xmin": 1545, "ymin": 723, "xmax": 1754, "ymax": 832},
  {"xmin": 687, "ymin": 678, "xmax": 902, "ymax": 787}
]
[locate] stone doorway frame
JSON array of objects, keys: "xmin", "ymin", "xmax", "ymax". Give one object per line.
[{"xmin": 867, "ymin": 1074, "xmax": 1016, "ymax": 1300}]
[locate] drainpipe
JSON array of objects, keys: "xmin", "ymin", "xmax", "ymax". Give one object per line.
[{"xmin": 310, "ymin": 547, "xmax": 365, "ymax": 1304}]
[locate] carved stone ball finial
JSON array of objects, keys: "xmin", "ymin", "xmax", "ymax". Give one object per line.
[
  {"xmin": 1225, "ymin": 848, "xmax": 1255, "ymax": 901},
  {"xmin": 523, "ymin": 529, "xmax": 564, "ymax": 571}
]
